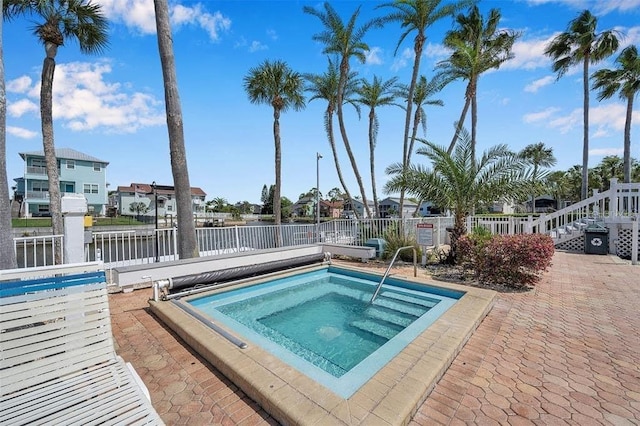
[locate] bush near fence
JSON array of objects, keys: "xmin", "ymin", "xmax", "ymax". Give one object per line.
[{"xmin": 458, "ymin": 233, "xmax": 554, "ymax": 288}]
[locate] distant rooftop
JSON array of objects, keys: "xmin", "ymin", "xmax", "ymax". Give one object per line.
[{"xmin": 19, "ymin": 148, "xmax": 109, "ymax": 165}]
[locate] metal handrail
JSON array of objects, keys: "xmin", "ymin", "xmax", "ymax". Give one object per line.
[{"xmin": 370, "ymin": 245, "xmax": 417, "ymax": 303}]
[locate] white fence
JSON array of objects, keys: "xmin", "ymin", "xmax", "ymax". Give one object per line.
[{"xmin": 13, "ymin": 234, "xmax": 64, "ymax": 268}]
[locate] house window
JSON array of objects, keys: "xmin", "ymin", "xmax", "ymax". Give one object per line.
[
  {"xmin": 37, "ymin": 205, "xmax": 50, "ymax": 214},
  {"xmin": 93, "ymin": 162, "xmax": 101, "ymax": 172},
  {"xmin": 167, "ymin": 205, "xmax": 173, "ymax": 212},
  {"xmin": 67, "ymin": 160, "xmax": 75, "ymax": 169},
  {"xmin": 83, "ymin": 184, "xmax": 99, "ymax": 194}
]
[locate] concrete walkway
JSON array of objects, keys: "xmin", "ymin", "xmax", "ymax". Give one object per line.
[{"xmin": 109, "ymin": 252, "xmax": 640, "ymax": 424}]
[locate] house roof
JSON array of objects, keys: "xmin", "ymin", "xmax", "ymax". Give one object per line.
[
  {"xmin": 320, "ymin": 200, "xmax": 344, "ymax": 208},
  {"xmin": 379, "ymin": 197, "xmax": 419, "ymax": 207},
  {"xmin": 117, "ymin": 183, "xmax": 206, "ymax": 197},
  {"xmin": 19, "ymin": 148, "xmax": 109, "ymax": 165}
]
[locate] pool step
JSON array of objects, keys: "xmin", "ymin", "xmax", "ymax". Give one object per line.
[
  {"xmin": 364, "ymin": 306, "xmax": 415, "ymax": 328},
  {"xmin": 350, "ymin": 319, "xmax": 400, "ymax": 341},
  {"xmin": 379, "ymin": 291, "xmax": 438, "ymax": 309},
  {"xmin": 373, "ymin": 296, "xmax": 428, "ymax": 317}
]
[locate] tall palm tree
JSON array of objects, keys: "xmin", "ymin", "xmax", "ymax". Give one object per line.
[
  {"xmin": 545, "ymin": 9, "xmax": 619, "ymax": 199},
  {"xmin": 436, "ymin": 6, "xmax": 519, "ymax": 159},
  {"xmin": 395, "ymin": 74, "xmax": 446, "ymax": 216},
  {"xmin": 153, "ymin": 0, "xmax": 198, "ymax": 259},
  {"xmin": 595, "ymin": 155, "xmax": 624, "ymax": 190},
  {"xmin": 304, "ymin": 2, "xmax": 381, "ymax": 218},
  {"xmin": 355, "ymin": 75, "xmax": 399, "ymax": 218},
  {"xmin": 304, "ymin": 58, "xmax": 360, "ymax": 217},
  {"xmin": 592, "ymin": 45, "xmax": 640, "ymax": 183},
  {"xmin": 0, "ymin": 0, "xmax": 17, "ymax": 269},
  {"xmin": 377, "ymin": 0, "xmax": 468, "ymax": 214},
  {"xmin": 519, "ymin": 142, "xmax": 557, "ymax": 213},
  {"xmin": 385, "ymin": 128, "xmax": 530, "ymax": 263},
  {"xmin": 4, "ymin": 0, "xmax": 108, "ymax": 263},
  {"xmin": 244, "ymin": 60, "xmax": 305, "ymax": 245}
]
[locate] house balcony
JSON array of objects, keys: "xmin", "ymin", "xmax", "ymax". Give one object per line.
[{"xmin": 26, "ymin": 191, "xmax": 50, "ymax": 201}]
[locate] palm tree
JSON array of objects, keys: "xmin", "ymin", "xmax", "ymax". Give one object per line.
[
  {"xmin": 592, "ymin": 45, "xmax": 640, "ymax": 183},
  {"xmin": 0, "ymin": 4, "xmax": 17, "ymax": 269},
  {"xmin": 355, "ymin": 75, "xmax": 399, "ymax": 218},
  {"xmin": 395, "ymin": 74, "xmax": 446, "ymax": 216},
  {"xmin": 304, "ymin": 58, "xmax": 360, "ymax": 217},
  {"xmin": 545, "ymin": 9, "xmax": 619, "ymax": 199},
  {"xmin": 244, "ymin": 60, "xmax": 305, "ymax": 244},
  {"xmin": 436, "ymin": 6, "xmax": 519, "ymax": 159},
  {"xmin": 304, "ymin": 2, "xmax": 381, "ymax": 218},
  {"xmin": 385, "ymin": 128, "xmax": 530, "ymax": 263},
  {"xmin": 208, "ymin": 197, "xmax": 228, "ymax": 212},
  {"xmin": 377, "ymin": 0, "xmax": 467, "ymax": 214},
  {"xmin": 595, "ymin": 155, "xmax": 624, "ymax": 190},
  {"xmin": 153, "ymin": 0, "xmax": 198, "ymax": 259},
  {"xmin": 4, "ymin": 0, "xmax": 108, "ymax": 263},
  {"xmin": 519, "ymin": 142, "xmax": 557, "ymax": 213}
]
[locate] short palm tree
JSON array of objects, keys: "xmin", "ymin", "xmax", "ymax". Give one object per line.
[
  {"xmin": 385, "ymin": 128, "xmax": 530, "ymax": 263},
  {"xmin": 244, "ymin": 60, "xmax": 305, "ymax": 245},
  {"xmin": 304, "ymin": 58, "xmax": 360, "ymax": 217},
  {"xmin": 153, "ymin": 0, "xmax": 198, "ymax": 258},
  {"xmin": 592, "ymin": 45, "xmax": 640, "ymax": 183},
  {"xmin": 545, "ymin": 9, "xmax": 619, "ymax": 199},
  {"xmin": 519, "ymin": 142, "xmax": 557, "ymax": 213},
  {"xmin": 4, "ymin": 0, "xmax": 108, "ymax": 263},
  {"xmin": 355, "ymin": 75, "xmax": 399, "ymax": 218},
  {"xmin": 0, "ymin": 9, "xmax": 16, "ymax": 269},
  {"xmin": 304, "ymin": 2, "xmax": 380, "ymax": 218},
  {"xmin": 436, "ymin": 6, "xmax": 519, "ymax": 159}
]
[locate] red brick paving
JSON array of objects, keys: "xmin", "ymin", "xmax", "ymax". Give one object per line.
[{"xmin": 109, "ymin": 251, "xmax": 640, "ymax": 424}]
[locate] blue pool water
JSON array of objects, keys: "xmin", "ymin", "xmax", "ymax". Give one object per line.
[{"xmin": 189, "ymin": 266, "xmax": 462, "ymax": 397}]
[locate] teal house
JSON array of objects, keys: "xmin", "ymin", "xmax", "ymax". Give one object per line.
[{"xmin": 14, "ymin": 148, "xmax": 109, "ymax": 217}]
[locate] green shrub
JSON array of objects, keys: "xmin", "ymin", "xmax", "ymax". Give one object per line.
[
  {"xmin": 458, "ymin": 233, "xmax": 554, "ymax": 288},
  {"xmin": 381, "ymin": 222, "xmax": 421, "ymax": 262}
]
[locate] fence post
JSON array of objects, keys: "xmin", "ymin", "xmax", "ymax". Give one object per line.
[
  {"xmin": 609, "ymin": 178, "xmax": 618, "ymax": 217},
  {"xmin": 526, "ymin": 215, "xmax": 533, "ymax": 234},
  {"xmin": 235, "ymin": 226, "xmax": 241, "ymax": 252},
  {"xmin": 632, "ymin": 217, "xmax": 638, "ymax": 266},
  {"xmin": 172, "ymin": 227, "xmax": 178, "ymax": 261}
]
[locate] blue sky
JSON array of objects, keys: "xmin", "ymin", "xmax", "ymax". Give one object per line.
[{"xmin": 4, "ymin": 0, "xmax": 640, "ymax": 204}]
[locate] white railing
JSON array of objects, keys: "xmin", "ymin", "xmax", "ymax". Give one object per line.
[
  {"xmin": 467, "ymin": 215, "xmax": 533, "ymax": 235},
  {"xmin": 13, "ymin": 234, "xmax": 64, "ymax": 268}
]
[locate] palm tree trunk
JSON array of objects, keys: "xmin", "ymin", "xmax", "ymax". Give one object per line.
[
  {"xmin": 470, "ymin": 80, "xmax": 478, "ymax": 167},
  {"xmin": 400, "ymin": 108, "xmax": 424, "ymax": 219},
  {"xmin": 368, "ymin": 109, "xmax": 379, "ymax": 218},
  {"xmin": 581, "ymin": 57, "xmax": 590, "ymax": 200},
  {"xmin": 154, "ymin": 0, "xmax": 198, "ymax": 259},
  {"xmin": 273, "ymin": 109, "xmax": 282, "ymax": 247},
  {"xmin": 399, "ymin": 32, "xmax": 425, "ymax": 216},
  {"xmin": 623, "ymin": 96, "xmax": 633, "ymax": 183},
  {"xmin": 325, "ymin": 110, "xmax": 358, "ymax": 219},
  {"xmin": 0, "ymin": 11, "xmax": 17, "ymax": 269},
  {"xmin": 447, "ymin": 95, "xmax": 471, "ymax": 154},
  {"xmin": 40, "ymin": 55, "xmax": 63, "ymax": 264},
  {"xmin": 337, "ymin": 58, "xmax": 372, "ymax": 218}
]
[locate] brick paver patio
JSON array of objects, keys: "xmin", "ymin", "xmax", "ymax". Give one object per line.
[{"xmin": 110, "ymin": 251, "xmax": 640, "ymax": 424}]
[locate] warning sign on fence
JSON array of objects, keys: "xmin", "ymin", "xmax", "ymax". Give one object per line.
[{"xmin": 416, "ymin": 223, "xmax": 434, "ymax": 246}]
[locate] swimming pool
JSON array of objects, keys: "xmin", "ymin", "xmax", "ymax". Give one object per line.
[
  {"xmin": 189, "ymin": 267, "xmax": 459, "ymax": 397},
  {"xmin": 150, "ymin": 263, "xmax": 496, "ymax": 425}
]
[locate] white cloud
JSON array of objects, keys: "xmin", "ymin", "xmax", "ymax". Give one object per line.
[
  {"xmin": 8, "ymin": 99, "xmax": 38, "ymax": 117},
  {"xmin": 248, "ymin": 41, "xmax": 268, "ymax": 53},
  {"xmin": 524, "ymin": 76, "xmax": 555, "ymax": 93},
  {"xmin": 99, "ymin": 0, "xmax": 231, "ymax": 41},
  {"xmin": 7, "ymin": 126, "xmax": 38, "ymax": 139},
  {"xmin": 366, "ymin": 47, "xmax": 383, "ymax": 65},
  {"xmin": 590, "ymin": 102, "xmax": 640, "ymax": 133},
  {"xmin": 549, "ymin": 109, "xmax": 581, "ymax": 133},
  {"xmin": 423, "ymin": 43, "xmax": 450, "ymax": 59},
  {"xmin": 526, "ymin": 0, "xmax": 640, "ymax": 14},
  {"xmin": 9, "ymin": 60, "xmax": 165, "ymax": 133},
  {"xmin": 590, "ymin": 147, "xmax": 624, "ymax": 156},
  {"xmin": 391, "ymin": 48, "xmax": 413, "ymax": 72},
  {"xmin": 267, "ymin": 29, "xmax": 278, "ymax": 41},
  {"xmin": 523, "ymin": 107, "xmax": 561, "ymax": 124},
  {"xmin": 7, "ymin": 76, "xmax": 32, "ymax": 93},
  {"xmin": 503, "ymin": 35, "xmax": 555, "ymax": 71}
]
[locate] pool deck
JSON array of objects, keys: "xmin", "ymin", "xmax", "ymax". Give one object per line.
[{"xmin": 110, "ymin": 251, "xmax": 640, "ymax": 424}]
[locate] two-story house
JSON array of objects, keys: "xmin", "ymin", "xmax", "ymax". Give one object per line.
[
  {"xmin": 14, "ymin": 148, "xmax": 109, "ymax": 217},
  {"xmin": 116, "ymin": 183, "xmax": 206, "ymax": 219},
  {"xmin": 378, "ymin": 197, "xmax": 419, "ymax": 218}
]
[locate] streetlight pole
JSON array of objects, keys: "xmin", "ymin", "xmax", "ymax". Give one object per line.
[
  {"xmin": 151, "ymin": 181, "xmax": 159, "ymax": 262},
  {"xmin": 316, "ymin": 153, "xmax": 322, "ymax": 241}
]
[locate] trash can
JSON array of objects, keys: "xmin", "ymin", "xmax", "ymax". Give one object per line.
[
  {"xmin": 365, "ymin": 238, "xmax": 387, "ymax": 258},
  {"xmin": 584, "ymin": 224, "xmax": 609, "ymax": 255}
]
